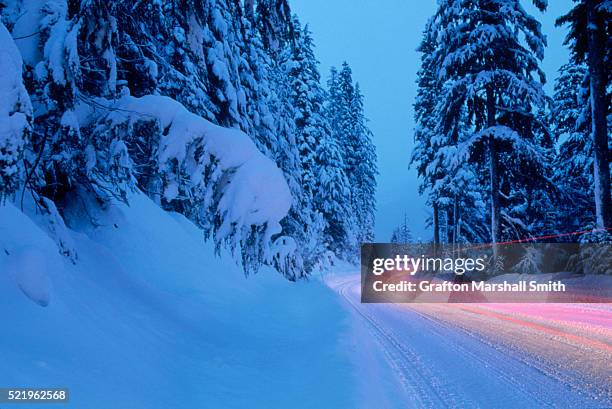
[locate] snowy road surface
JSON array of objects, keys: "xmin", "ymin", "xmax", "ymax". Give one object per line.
[{"xmin": 329, "ymin": 274, "xmax": 612, "ymax": 409}]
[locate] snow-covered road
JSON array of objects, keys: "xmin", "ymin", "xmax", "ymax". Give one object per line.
[{"xmin": 330, "ymin": 275, "xmax": 612, "ymax": 409}]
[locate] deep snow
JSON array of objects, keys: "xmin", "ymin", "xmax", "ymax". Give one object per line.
[
  {"xmin": 0, "ymin": 191, "xmax": 355, "ymax": 409},
  {"xmin": 2, "ymin": 191, "xmax": 610, "ymax": 409}
]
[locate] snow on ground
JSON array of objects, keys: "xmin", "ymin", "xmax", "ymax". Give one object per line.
[
  {"xmin": 3, "ymin": 190, "xmax": 610, "ymax": 409},
  {"xmin": 407, "ymin": 301, "xmax": 612, "ymax": 406},
  {"xmin": 329, "ymin": 274, "xmax": 612, "ymax": 409},
  {"xmin": 0, "ymin": 191, "xmax": 358, "ymax": 409}
]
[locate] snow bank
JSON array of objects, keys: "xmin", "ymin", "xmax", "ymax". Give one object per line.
[
  {"xmin": 0, "ymin": 203, "xmax": 61, "ymax": 307},
  {"xmin": 12, "ymin": 247, "xmax": 52, "ymax": 307},
  {"xmin": 0, "ymin": 192, "xmax": 354, "ymax": 408}
]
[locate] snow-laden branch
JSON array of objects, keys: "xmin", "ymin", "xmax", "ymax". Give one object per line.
[
  {"xmin": 76, "ymin": 93, "xmax": 294, "ymax": 276},
  {"xmin": 0, "ymin": 22, "xmax": 32, "ymax": 200},
  {"xmin": 453, "ymin": 125, "xmax": 546, "ymax": 166}
]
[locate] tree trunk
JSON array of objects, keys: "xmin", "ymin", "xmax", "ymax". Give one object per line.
[
  {"xmin": 587, "ymin": 0, "xmax": 612, "ymax": 229},
  {"xmin": 487, "ymin": 87, "xmax": 501, "ymax": 248},
  {"xmin": 455, "ymin": 201, "xmax": 461, "ymax": 244},
  {"xmin": 452, "ymin": 195, "xmax": 458, "ymax": 245},
  {"xmin": 433, "ymin": 202, "xmax": 440, "ymax": 244},
  {"xmin": 446, "ymin": 208, "xmax": 454, "ymax": 244},
  {"xmin": 489, "ymin": 141, "xmax": 500, "ymax": 244}
]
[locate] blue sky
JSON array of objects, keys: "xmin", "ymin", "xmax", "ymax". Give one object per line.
[{"xmin": 291, "ymin": 0, "xmax": 575, "ymax": 241}]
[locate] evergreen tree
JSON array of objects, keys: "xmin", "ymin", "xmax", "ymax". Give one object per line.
[
  {"xmin": 0, "ymin": 22, "xmax": 31, "ymax": 202},
  {"xmin": 412, "ymin": 20, "xmax": 443, "ymax": 243},
  {"xmin": 0, "ymin": 0, "xmax": 377, "ymax": 277},
  {"xmin": 429, "ymin": 0, "xmax": 554, "ymax": 248},
  {"xmin": 551, "ymin": 63, "xmax": 596, "ymax": 231},
  {"xmin": 282, "ymin": 18, "xmax": 326, "ymax": 270},
  {"xmin": 287, "ymin": 20, "xmax": 322, "ymax": 203},
  {"xmin": 330, "ymin": 62, "xmax": 377, "ymax": 248},
  {"xmin": 411, "ymin": 20, "xmax": 487, "ymax": 244},
  {"xmin": 390, "ymin": 215, "xmax": 413, "ymax": 244},
  {"xmin": 254, "ymin": 0, "xmax": 293, "ymax": 53},
  {"xmin": 314, "ymin": 128, "xmax": 353, "ymax": 254},
  {"xmin": 323, "ymin": 65, "xmax": 358, "ymax": 254},
  {"xmin": 557, "ymin": 0, "xmax": 612, "ymax": 229},
  {"xmin": 284, "ymin": 18, "xmax": 357, "ymax": 263},
  {"xmin": 350, "ymin": 83, "xmax": 377, "ymax": 243}
]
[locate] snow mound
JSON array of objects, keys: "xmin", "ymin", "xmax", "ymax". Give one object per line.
[
  {"xmin": 0, "ymin": 203, "xmax": 63, "ymax": 307},
  {"xmin": 0, "ymin": 192, "xmax": 355, "ymax": 408},
  {"xmin": 12, "ymin": 247, "xmax": 52, "ymax": 307}
]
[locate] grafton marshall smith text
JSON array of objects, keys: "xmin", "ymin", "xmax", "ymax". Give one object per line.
[{"xmin": 372, "ymin": 280, "xmax": 566, "ymax": 293}]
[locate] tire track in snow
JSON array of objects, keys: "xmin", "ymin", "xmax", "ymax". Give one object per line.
[
  {"xmin": 333, "ymin": 276, "xmax": 601, "ymax": 408},
  {"xmin": 337, "ymin": 279, "xmax": 464, "ymax": 409},
  {"xmin": 397, "ymin": 305, "xmax": 561, "ymax": 408},
  {"xmin": 406, "ymin": 304, "xmax": 611, "ymax": 406}
]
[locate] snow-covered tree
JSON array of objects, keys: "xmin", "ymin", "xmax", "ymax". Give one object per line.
[
  {"xmin": 412, "ymin": 20, "xmax": 443, "ymax": 243},
  {"xmin": 283, "ymin": 18, "xmax": 356, "ymax": 264},
  {"xmin": 550, "ymin": 63, "xmax": 590, "ymax": 141},
  {"xmin": 550, "ymin": 63, "xmax": 596, "ymax": 231},
  {"xmin": 314, "ymin": 130, "xmax": 354, "ymax": 254},
  {"xmin": 254, "ymin": 0, "xmax": 293, "ymax": 54},
  {"xmin": 350, "ymin": 83, "xmax": 378, "ymax": 243},
  {"xmin": 0, "ymin": 22, "xmax": 31, "ymax": 202},
  {"xmin": 286, "ymin": 20, "xmax": 323, "ymax": 203},
  {"xmin": 556, "ymin": 0, "xmax": 612, "ymax": 230},
  {"xmin": 0, "ymin": 0, "xmax": 377, "ymax": 278},
  {"xmin": 428, "ymin": 0, "xmax": 554, "ymax": 248},
  {"xmin": 390, "ymin": 215, "xmax": 413, "ymax": 244},
  {"xmin": 328, "ymin": 63, "xmax": 377, "ymax": 249}
]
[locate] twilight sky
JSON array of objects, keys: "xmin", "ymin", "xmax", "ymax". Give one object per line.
[{"xmin": 291, "ymin": 0, "xmax": 574, "ymax": 241}]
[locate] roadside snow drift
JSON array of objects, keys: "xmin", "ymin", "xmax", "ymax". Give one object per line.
[{"xmin": 0, "ymin": 191, "xmax": 353, "ymax": 409}]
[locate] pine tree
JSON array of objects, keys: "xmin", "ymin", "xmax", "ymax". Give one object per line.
[
  {"xmin": 430, "ymin": 0, "xmax": 554, "ymax": 248},
  {"xmin": 412, "ymin": 20, "xmax": 443, "ymax": 243},
  {"xmin": 286, "ymin": 20, "xmax": 322, "ymax": 203},
  {"xmin": 254, "ymin": 0, "xmax": 293, "ymax": 53},
  {"xmin": 284, "ymin": 18, "xmax": 356, "ymax": 264},
  {"xmin": 390, "ymin": 214, "xmax": 413, "ymax": 244},
  {"xmin": 0, "ymin": 0, "xmax": 376, "ymax": 278},
  {"xmin": 551, "ymin": 63, "xmax": 596, "ymax": 231},
  {"xmin": 314, "ymin": 129, "xmax": 353, "ymax": 254},
  {"xmin": 202, "ymin": 0, "xmax": 245, "ymax": 128},
  {"xmin": 323, "ymin": 65, "xmax": 358, "ymax": 254},
  {"xmin": 240, "ymin": 3, "xmax": 313, "ymax": 272},
  {"xmin": 330, "ymin": 62, "xmax": 377, "ymax": 248},
  {"xmin": 350, "ymin": 83, "xmax": 377, "ymax": 243},
  {"xmin": 557, "ymin": 0, "xmax": 612, "ymax": 229},
  {"xmin": 414, "ymin": 20, "xmax": 488, "ymax": 245}
]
